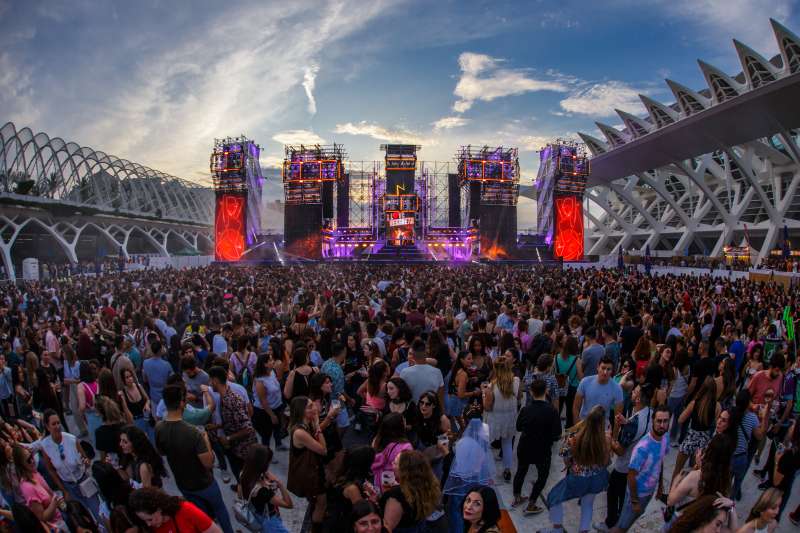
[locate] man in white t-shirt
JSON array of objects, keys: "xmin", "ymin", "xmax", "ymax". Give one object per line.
[{"xmin": 400, "ymin": 339, "xmax": 444, "ymax": 407}]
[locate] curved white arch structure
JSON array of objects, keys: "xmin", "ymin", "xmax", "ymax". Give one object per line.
[
  {"xmin": 581, "ymin": 19, "xmax": 800, "ymax": 260},
  {"xmin": 0, "ymin": 123, "xmax": 214, "ymax": 279}
]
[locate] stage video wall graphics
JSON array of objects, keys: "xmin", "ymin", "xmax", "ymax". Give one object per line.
[
  {"xmin": 554, "ymin": 196, "xmax": 584, "ymax": 261},
  {"xmin": 214, "ymin": 193, "xmax": 246, "ymax": 261}
]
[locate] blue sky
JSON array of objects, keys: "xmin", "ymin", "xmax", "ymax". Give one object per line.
[{"xmin": 0, "ymin": 0, "xmax": 796, "ymax": 228}]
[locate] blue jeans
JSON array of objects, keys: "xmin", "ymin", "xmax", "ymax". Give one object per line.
[
  {"xmin": 667, "ymin": 396, "xmax": 684, "ymax": 442},
  {"xmin": 62, "ymin": 478, "xmax": 102, "ymax": 520},
  {"xmin": 133, "ymin": 416, "xmax": 155, "ymax": 443},
  {"xmin": 180, "ymin": 480, "xmax": 234, "ymax": 533},
  {"xmin": 85, "ymin": 411, "xmax": 101, "ymax": 447},
  {"xmin": 731, "ymin": 452, "xmax": 749, "ymax": 500},
  {"xmin": 549, "ymin": 493, "xmax": 596, "ymax": 531},
  {"xmin": 260, "ymin": 513, "xmax": 290, "ymax": 533},
  {"xmin": 616, "ymin": 489, "xmax": 653, "ymax": 530}
]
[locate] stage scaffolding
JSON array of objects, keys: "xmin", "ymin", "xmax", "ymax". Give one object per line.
[
  {"xmin": 420, "ymin": 161, "xmax": 458, "ymax": 229},
  {"xmin": 345, "ymin": 161, "xmax": 379, "ymax": 232}
]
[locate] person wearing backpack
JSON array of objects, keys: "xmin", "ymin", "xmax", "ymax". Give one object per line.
[
  {"xmin": 595, "ymin": 384, "xmax": 653, "ymax": 532},
  {"xmin": 555, "ymin": 336, "xmax": 582, "ymax": 428},
  {"xmin": 230, "ymin": 337, "xmax": 257, "ymax": 392}
]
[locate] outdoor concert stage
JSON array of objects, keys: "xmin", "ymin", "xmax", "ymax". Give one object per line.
[{"xmin": 211, "ymin": 139, "xmax": 589, "ymax": 264}]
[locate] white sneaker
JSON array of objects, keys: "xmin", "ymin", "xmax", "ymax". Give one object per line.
[{"xmin": 594, "ymin": 522, "xmax": 609, "ymax": 532}]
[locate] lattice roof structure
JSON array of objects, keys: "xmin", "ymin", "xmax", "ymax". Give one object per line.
[
  {"xmin": 0, "ymin": 122, "xmax": 213, "ymax": 225},
  {"xmin": 579, "ymin": 19, "xmax": 800, "ymax": 260}
]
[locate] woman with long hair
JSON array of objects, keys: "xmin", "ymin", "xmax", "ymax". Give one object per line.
[
  {"xmin": 739, "ymin": 345, "xmax": 764, "ymax": 391},
  {"xmin": 632, "ymin": 336, "xmax": 652, "ymax": 381},
  {"xmin": 462, "ymin": 484, "xmax": 502, "ymax": 533},
  {"xmin": 119, "ymin": 367, "xmax": 152, "ymax": 440},
  {"xmin": 128, "ymin": 486, "xmax": 221, "ymax": 533},
  {"xmin": 119, "ymin": 424, "xmax": 167, "ymax": 489},
  {"xmin": 445, "ymin": 352, "xmax": 479, "ymax": 426},
  {"xmin": 94, "ymin": 395, "xmax": 126, "ymax": 463},
  {"xmin": 359, "ymin": 359, "xmax": 389, "ymax": 412},
  {"xmin": 12, "ymin": 444, "xmax": 66, "ymax": 531},
  {"xmin": 380, "ymin": 450, "xmax": 441, "ymax": 533},
  {"xmin": 92, "ymin": 460, "xmax": 134, "ymax": 532},
  {"xmin": 309, "ymin": 372, "xmax": 343, "ymax": 460},
  {"xmin": 667, "ymin": 494, "xmax": 736, "ymax": 533},
  {"xmin": 555, "ymin": 335, "xmax": 582, "ymax": 428},
  {"xmin": 727, "ymin": 389, "xmax": 767, "ymax": 500},
  {"xmin": 544, "ymin": 405, "xmax": 610, "ymax": 533},
  {"xmin": 326, "ymin": 446, "xmax": 378, "ymax": 533},
  {"xmin": 481, "ymin": 355, "xmax": 521, "ymax": 481},
  {"xmin": 666, "ymin": 433, "xmax": 734, "ymax": 528},
  {"xmin": 252, "ymin": 353, "xmax": 284, "ymax": 450},
  {"xmin": 412, "ymin": 390, "xmax": 451, "ymax": 450},
  {"xmin": 283, "ymin": 348, "xmax": 317, "ymax": 400},
  {"xmin": 468, "ymin": 336, "xmax": 493, "ymax": 388},
  {"xmin": 286, "ymin": 396, "xmax": 327, "ymax": 533},
  {"xmin": 383, "ymin": 377, "xmax": 418, "ymax": 429},
  {"xmin": 667, "ymin": 350, "xmax": 690, "ymax": 443},
  {"xmin": 371, "ymin": 413, "xmax": 413, "ymax": 491},
  {"xmin": 670, "ymin": 376, "xmax": 719, "ymax": 484},
  {"xmin": 238, "ymin": 444, "xmax": 293, "ymax": 533},
  {"xmin": 715, "ymin": 357, "xmax": 736, "ymax": 411},
  {"xmin": 33, "ymin": 365, "xmax": 70, "ymax": 431},
  {"xmin": 77, "ymin": 359, "xmax": 101, "ymax": 445},
  {"xmin": 736, "ymin": 488, "xmax": 781, "ymax": 533},
  {"xmin": 62, "ymin": 345, "xmax": 86, "ymax": 435}
]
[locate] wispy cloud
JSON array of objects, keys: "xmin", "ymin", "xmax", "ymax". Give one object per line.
[
  {"xmin": 272, "ymin": 129, "xmax": 326, "ymax": 145},
  {"xmin": 2, "ymin": 1, "xmax": 398, "ymax": 182},
  {"xmin": 0, "ymin": 52, "xmax": 40, "ymax": 125},
  {"xmin": 559, "ymin": 81, "xmax": 645, "ymax": 117},
  {"xmin": 302, "ymin": 64, "xmax": 319, "ymax": 116},
  {"xmin": 334, "ymin": 121, "xmax": 429, "ymax": 145},
  {"xmin": 432, "ymin": 116, "xmax": 470, "ymax": 130},
  {"xmin": 452, "ymin": 52, "xmax": 569, "ymax": 113},
  {"xmin": 657, "ymin": 0, "xmax": 792, "ymax": 55}
]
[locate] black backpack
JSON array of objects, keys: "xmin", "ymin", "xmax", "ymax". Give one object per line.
[
  {"xmin": 618, "ymin": 407, "xmax": 650, "ymax": 449},
  {"xmin": 525, "ymin": 334, "xmax": 551, "ymax": 366}
]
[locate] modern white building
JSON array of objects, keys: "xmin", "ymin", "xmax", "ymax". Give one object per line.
[{"xmin": 581, "ymin": 19, "xmax": 800, "ymax": 261}]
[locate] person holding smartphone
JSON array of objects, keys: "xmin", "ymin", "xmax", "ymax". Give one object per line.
[{"xmin": 238, "ymin": 444, "xmax": 293, "ymax": 533}]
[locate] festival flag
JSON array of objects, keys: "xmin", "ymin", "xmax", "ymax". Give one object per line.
[{"xmin": 784, "ymin": 305, "xmax": 795, "ymax": 341}]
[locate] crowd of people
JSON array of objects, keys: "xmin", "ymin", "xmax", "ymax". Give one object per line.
[{"xmin": 0, "ymin": 262, "xmax": 798, "ymax": 533}]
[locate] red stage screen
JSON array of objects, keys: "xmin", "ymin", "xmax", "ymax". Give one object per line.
[
  {"xmin": 554, "ymin": 196, "xmax": 584, "ymax": 261},
  {"xmin": 215, "ymin": 194, "xmax": 246, "ymax": 261}
]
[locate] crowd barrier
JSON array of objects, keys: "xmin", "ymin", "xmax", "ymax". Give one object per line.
[{"xmin": 563, "ymin": 261, "xmax": 800, "ymax": 286}]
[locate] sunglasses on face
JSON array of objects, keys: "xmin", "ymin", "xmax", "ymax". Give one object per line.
[{"xmin": 419, "ymin": 399, "xmax": 433, "ymax": 407}]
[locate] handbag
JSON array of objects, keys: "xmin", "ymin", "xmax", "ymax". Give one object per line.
[
  {"xmin": 233, "ymin": 484, "xmax": 263, "ymax": 533},
  {"xmin": 78, "ymin": 476, "xmax": 99, "ymax": 499},
  {"xmin": 555, "ymin": 357, "xmax": 576, "ymax": 389},
  {"xmin": 287, "ymin": 429, "xmax": 324, "ymax": 498}
]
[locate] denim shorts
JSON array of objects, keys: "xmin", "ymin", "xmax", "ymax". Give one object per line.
[{"xmin": 616, "ymin": 489, "xmax": 653, "ymax": 530}]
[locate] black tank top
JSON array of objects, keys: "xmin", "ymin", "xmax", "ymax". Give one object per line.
[
  {"xmin": 292, "ymin": 370, "xmax": 312, "ymax": 398},
  {"xmin": 124, "ymin": 384, "xmax": 147, "ymax": 418}
]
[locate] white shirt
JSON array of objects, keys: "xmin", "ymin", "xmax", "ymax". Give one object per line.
[
  {"xmin": 28, "ymin": 433, "xmax": 86, "ymax": 483},
  {"xmin": 527, "ymin": 318, "xmax": 543, "ymax": 337}
]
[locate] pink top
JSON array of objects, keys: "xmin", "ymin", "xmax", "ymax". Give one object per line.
[
  {"xmin": 20, "ymin": 472, "xmax": 62, "ymax": 527},
  {"xmin": 371, "ymin": 441, "xmax": 413, "ymax": 489},
  {"xmin": 365, "ymin": 391, "xmax": 385, "ymax": 411},
  {"xmin": 81, "ymin": 381, "xmax": 98, "ymax": 409}
]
